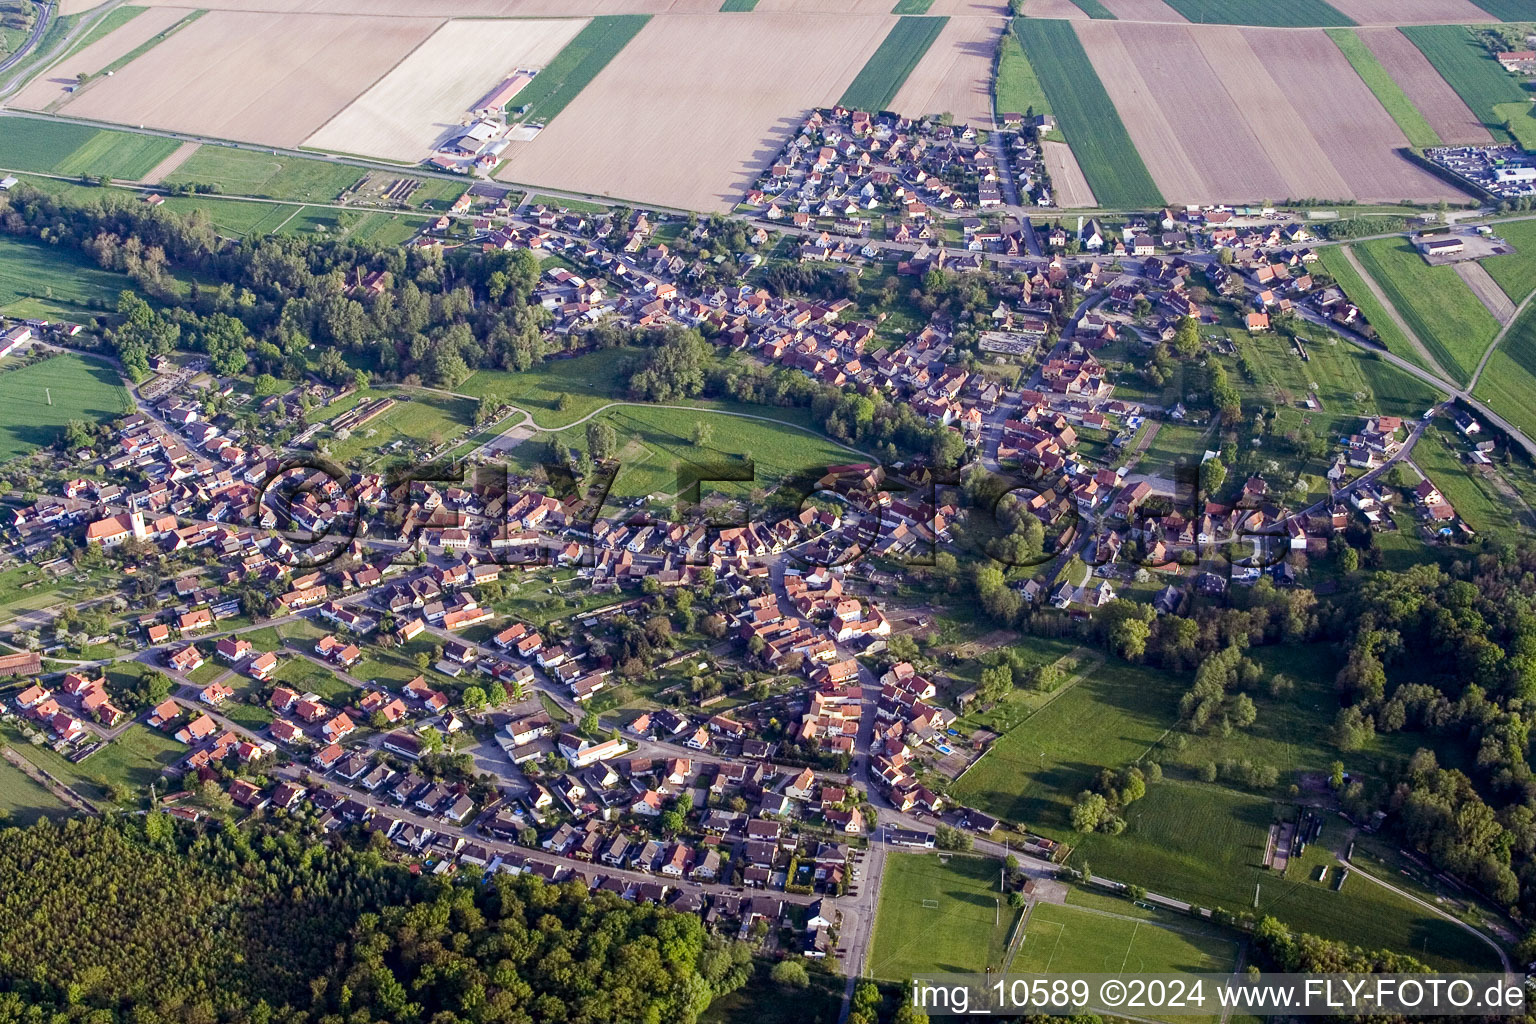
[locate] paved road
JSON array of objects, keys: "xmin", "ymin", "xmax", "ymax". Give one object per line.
[{"xmin": 0, "ymin": 0, "xmax": 50, "ymax": 78}]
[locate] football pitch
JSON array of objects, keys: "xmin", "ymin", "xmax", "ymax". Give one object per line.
[
  {"xmin": 1012, "ymin": 902, "xmax": 1239, "ymax": 976},
  {"xmin": 869, "ymin": 853, "xmax": 1019, "ymax": 979}
]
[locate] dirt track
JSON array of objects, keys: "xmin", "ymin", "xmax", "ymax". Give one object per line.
[
  {"xmin": 12, "ymin": 6, "xmax": 193, "ymax": 111},
  {"xmin": 1456, "ymin": 262, "xmax": 1516, "ymax": 324}
]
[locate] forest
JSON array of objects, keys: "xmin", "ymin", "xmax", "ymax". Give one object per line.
[{"xmin": 0, "ymin": 814, "xmax": 752, "ymax": 1024}]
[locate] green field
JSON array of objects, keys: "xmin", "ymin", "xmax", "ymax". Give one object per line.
[
  {"xmin": 869, "ymin": 853, "xmax": 1019, "ymax": 978},
  {"xmin": 1494, "ymin": 101, "xmax": 1536, "ymax": 151},
  {"xmin": 1353, "ymin": 238, "xmax": 1500, "ymax": 386},
  {"xmin": 1315, "ymin": 246, "xmax": 1430, "ymax": 369},
  {"xmin": 952, "ymin": 656, "xmax": 1183, "ymax": 831},
  {"xmin": 0, "ymin": 353, "xmax": 131, "ymax": 461},
  {"xmin": 1475, "ymin": 350, "xmax": 1536, "ymax": 443},
  {"xmin": 1466, "ymin": 0, "xmax": 1536, "ymax": 19},
  {"xmin": 162, "ymin": 146, "xmax": 365, "ymax": 202},
  {"xmin": 1012, "ymin": 19, "xmax": 1163, "ymax": 209},
  {"xmin": 838, "ymin": 16, "xmax": 949, "ymax": 112},
  {"xmin": 1014, "ymin": 902, "xmax": 1238, "ymax": 981},
  {"xmin": 993, "ymin": 32, "xmax": 1051, "ymax": 124},
  {"xmin": 515, "ymin": 402, "xmax": 862, "ymax": 506},
  {"xmin": 1401, "ymin": 26, "xmax": 1526, "ymax": 140},
  {"xmin": 1327, "ymin": 29, "xmax": 1440, "ymax": 148},
  {"xmin": 890, "ymin": 0, "xmax": 934, "ymax": 10},
  {"xmin": 1413, "ymin": 418, "xmax": 1528, "ymax": 534},
  {"xmin": 0, "ymin": 758, "xmax": 67, "ymax": 826},
  {"xmin": 0, "ymin": 234, "xmax": 132, "ymax": 319},
  {"xmin": 324, "ymin": 389, "xmax": 477, "ymax": 466},
  {"xmin": 1070, "ymin": 783, "xmax": 1502, "ymax": 972},
  {"xmin": 507, "ymin": 15, "xmax": 650, "ymax": 124},
  {"xmin": 161, "ymin": 196, "xmax": 303, "ymax": 238},
  {"xmin": 1482, "ymin": 218, "xmax": 1536, "ymax": 303},
  {"xmin": 719, "ymin": 0, "xmax": 758, "ymax": 8},
  {"xmin": 0, "ymin": 116, "xmax": 180, "ymax": 181},
  {"xmin": 1158, "ymin": 0, "xmax": 1354, "ymax": 25},
  {"xmin": 3, "ymin": 722, "xmax": 184, "ymax": 808},
  {"xmin": 457, "ymin": 347, "xmax": 638, "ymax": 428},
  {"xmin": 1063, "ymin": 0, "xmax": 1117, "ymax": 16}
]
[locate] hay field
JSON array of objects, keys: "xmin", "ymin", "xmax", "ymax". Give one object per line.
[
  {"xmin": 1243, "ymin": 27, "xmax": 1465, "ymax": 201},
  {"xmin": 12, "ymin": 6, "xmax": 192, "ymax": 110},
  {"xmin": 890, "ymin": 14, "xmax": 1003, "ymax": 125},
  {"xmin": 1356, "ymin": 27, "xmax": 1490, "ymax": 143},
  {"xmin": 1325, "ymin": 0, "xmax": 1501, "ymax": 23},
  {"xmin": 305, "ymin": 18, "xmax": 588, "ymax": 161},
  {"xmin": 496, "ymin": 13, "xmax": 892, "ymax": 211},
  {"xmin": 61, "ymin": 11, "xmax": 441, "ymax": 147},
  {"xmin": 1041, "ymin": 139, "xmax": 1096, "ymax": 207}
]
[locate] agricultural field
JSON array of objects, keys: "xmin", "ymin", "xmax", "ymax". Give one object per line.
[
  {"xmin": 1063, "ymin": 0, "xmax": 1116, "ymax": 17},
  {"xmin": 1400, "ymin": 25, "xmax": 1527, "ymax": 140},
  {"xmin": 504, "ymin": 14, "xmax": 651, "ymax": 125},
  {"xmin": 838, "ymin": 16, "xmax": 948, "ymax": 112},
  {"xmin": 497, "ymin": 13, "xmax": 892, "ymax": 211},
  {"xmin": 1155, "ymin": 0, "xmax": 1353, "ymax": 24},
  {"xmin": 162, "ymin": 147, "xmax": 366, "ymax": 203},
  {"xmin": 0, "ymin": 116, "xmax": 180, "ymax": 181},
  {"xmin": 1353, "ymin": 27, "xmax": 1490, "ymax": 144},
  {"xmin": 1326, "ymin": 28, "xmax": 1440, "ymax": 147},
  {"xmin": 1465, "ymin": 0, "xmax": 1536, "ymax": 18},
  {"xmin": 951, "ymin": 656, "xmax": 1184, "ymax": 831},
  {"xmin": 1070, "ymin": 783, "xmax": 1503, "ymax": 971},
  {"xmin": 992, "ymin": 31, "xmax": 1050, "ymax": 120},
  {"xmin": 1012, "ymin": 19, "xmax": 1162, "ymax": 209},
  {"xmin": 890, "ymin": 13, "xmax": 1001, "ymax": 125},
  {"xmin": 1479, "ymin": 219, "xmax": 1536, "ymax": 302},
  {"xmin": 868, "ymin": 853, "xmax": 1019, "ymax": 979},
  {"xmin": 304, "ymin": 18, "xmax": 588, "ymax": 161},
  {"xmin": 1314, "ymin": 247, "xmax": 1430, "ymax": 370},
  {"xmin": 12, "ymin": 5, "xmax": 189, "ymax": 111},
  {"xmin": 3, "ymin": 722, "xmax": 184, "ymax": 808},
  {"xmin": 720, "ymin": 0, "xmax": 759, "ymax": 8},
  {"xmin": 1327, "ymin": 0, "xmax": 1511, "ymax": 21},
  {"xmin": 0, "ymin": 758, "xmax": 67, "ymax": 827},
  {"xmin": 456, "ymin": 347, "xmax": 638, "ymax": 428},
  {"xmin": 891, "ymin": 0, "xmax": 934, "ymax": 10},
  {"xmin": 0, "ymin": 236, "xmax": 132, "ymax": 320},
  {"xmin": 160, "ymin": 196, "xmax": 302, "ymax": 237},
  {"xmin": 1353, "ymin": 237, "xmax": 1500, "ymax": 386},
  {"xmin": 1013, "ymin": 902, "xmax": 1239, "ymax": 983},
  {"xmin": 62, "ymin": 10, "xmax": 442, "ymax": 148},
  {"xmin": 1474, "ymin": 322, "xmax": 1536, "ymax": 443}
]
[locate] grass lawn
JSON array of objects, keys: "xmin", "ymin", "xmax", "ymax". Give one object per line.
[
  {"xmin": 1069, "ymin": 782, "xmax": 1500, "ymax": 971},
  {"xmin": 513, "ymin": 402, "xmax": 862, "ymax": 506},
  {"xmin": 161, "ymin": 195, "xmax": 302, "ymax": 237},
  {"xmin": 1474, "ymin": 347, "xmax": 1536, "ymax": 444},
  {"xmin": 951, "ymin": 657, "xmax": 1183, "ymax": 832},
  {"xmin": 994, "ymin": 32, "xmax": 1051, "ymax": 126},
  {"xmin": 1315, "ymin": 247, "xmax": 1430, "ymax": 373},
  {"xmin": 0, "ymin": 235, "xmax": 131, "ymax": 318},
  {"xmin": 1401, "ymin": 26, "xmax": 1525, "ymax": 142},
  {"xmin": 0, "ymin": 353, "xmax": 132, "ymax": 461},
  {"xmin": 0, "ymin": 116, "xmax": 180, "ymax": 180},
  {"xmin": 1327, "ymin": 29, "xmax": 1440, "ymax": 148},
  {"xmin": 1479, "ymin": 218, "xmax": 1536, "ymax": 303},
  {"xmin": 162, "ymin": 146, "xmax": 365, "ymax": 203},
  {"xmin": 507, "ymin": 15, "xmax": 650, "ymax": 125},
  {"xmin": 869, "ymin": 853, "xmax": 1019, "ymax": 979},
  {"xmin": 1014, "ymin": 901, "xmax": 1239, "ymax": 979},
  {"xmin": 271, "ymin": 658, "xmax": 355, "ymax": 704},
  {"xmin": 1413, "ymin": 419, "xmax": 1526, "ymax": 535},
  {"xmin": 838, "ymin": 16, "xmax": 949, "ymax": 112},
  {"xmin": 1353, "ymin": 237, "xmax": 1498, "ymax": 386},
  {"xmin": 324, "ymin": 389, "xmax": 477, "ymax": 467},
  {"xmin": 0, "ymin": 757, "xmax": 68, "ymax": 826},
  {"xmin": 457, "ymin": 347, "xmax": 638, "ymax": 428},
  {"xmin": 1013, "ymin": 19, "xmax": 1162, "ymax": 209}
]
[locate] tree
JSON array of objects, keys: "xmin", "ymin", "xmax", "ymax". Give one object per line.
[
  {"xmin": 691, "ymin": 420, "xmax": 714, "ymax": 447},
  {"xmin": 587, "ymin": 420, "xmax": 618, "ymax": 462},
  {"xmin": 1071, "ymin": 792, "xmax": 1109, "ymax": 832},
  {"xmin": 461, "ymin": 685, "xmax": 488, "ymax": 709},
  {"xmin": 770, "ymin": 959, "xmax": 809, "ymax": 989},
  {"xmin": 934, "ymin": 824, "xmax": 972, "ymax": 851}
]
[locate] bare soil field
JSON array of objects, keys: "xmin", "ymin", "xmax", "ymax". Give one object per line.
[
  {"xmin": 495, "ymin": 12, "xmax": 892, "ymax": 211},
  {"xmin": 12, "ymin": 6, "xmax": 194, "ymax": 111},
  {"xmin": 1357, "ymin": 26, "xmax": 1492, "ymax": 144},
  {"xmin": 891, "ymin": 15, "xmax": 1003, "ymax": 126},
  {"xmin": 1098, "ymin": 0, "xmax": 1188, "ymax": 20},
  {"xmin": 57, "ymin": 0, "xmax": 108, "ymax": 13},
  {"xmin": 755, "ymin": 0, "xmax": 892, "ymax": 10},
  {"xmin": 1457, "ymin": 261, "xmax": 1516, "ymax": 324},
  {"xmin": 1243, "ymin": 27, "xmax": 1466, "ymax": 202},
  {"xmin": 926, "ymin": 0, "xmax": 1010, "ymax": 13},
  {"xmin": 1324, "ymin": 0, "xmax": 1500, "ymax": 24},
  {"xmin": 305, "ymin": 18, "xmax": 587, "ymax": 161},
  {"xmin": 61, "ymin": 11, "xmax": 442, "ymax": 148},
  {"xmin": 134, "ymin": 0, "xmax": 704, "ymax": 11},
  {"xmin": 1041, "ymin": 139, "xmax": 1096, "ymax": 207},
  {"xmin": 138, "ymin": 141, "xmax": 201, "ymax": 184},
  {"xmin": 1187, "ymin": 26, "xmax": 1351, "ymax": 200}
]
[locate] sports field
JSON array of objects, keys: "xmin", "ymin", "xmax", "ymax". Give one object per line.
[
  {"xmin": 1012, "ymin": 19, "xmax": 1162, "ymax": 209},
  {"xmin": 0, "ymin": 116, "xmax": 180, "ymax": 180},
  {"xmin": 162, "ymin": 146, "xmax": 363, "ymax": 203},
  {"xmin": 0, "ymin": 353, "xmax": 132, "ymax": 461},
  {"xmin": 1014, "ymin": 902, "xmax": 1239, "ymax": 977},
  {"xmin": 951, "ymin": 656, "xmax": 1183, "ymax": 830},
  {"xmin": 1401, "ymin": 25, "xmax": 1526, "ymax": 139},
  {"xmin": 507, "ymin": 14, "xmax": 650, "ymax": 125},
  {"xmin": 838, "ymin": 16, "xmax": 948, "ymax": 111},
  {"xmin": 869, "ymin": 853, "xmax": 1018, "ymax": 979},
  {"xmin": 1326, "ymin": 28, "xmax": 1440, "ymax": 148},
  {"xmin": 1157, "ymin": 0, "xmax": 1354, "ymax": 24},
  {"xmin": 1353, "ymin": 237, "xmax": 1499, "ymax": 386}
]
